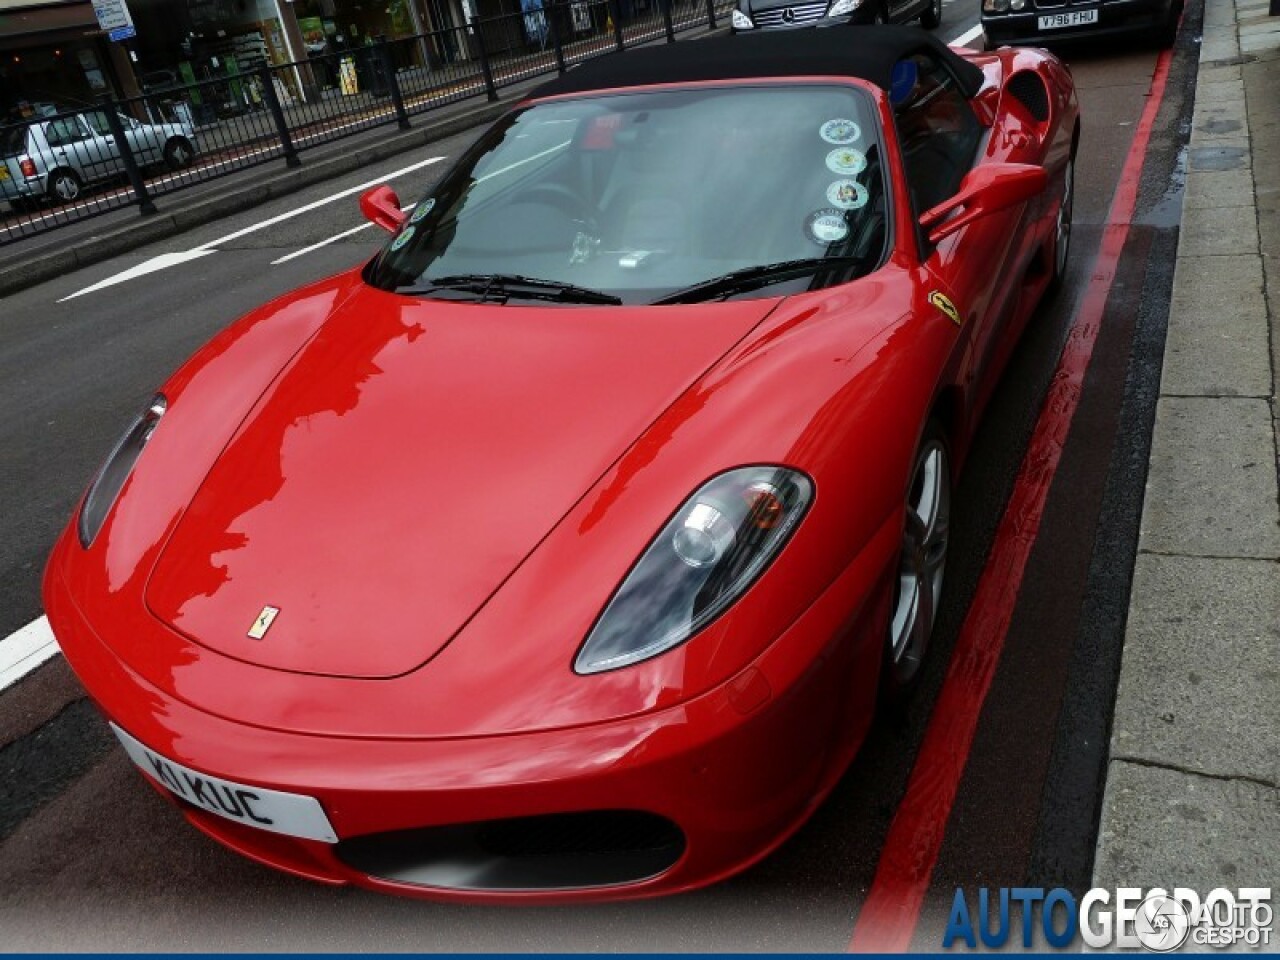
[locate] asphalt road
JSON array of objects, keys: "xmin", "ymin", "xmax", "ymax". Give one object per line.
[{"xmin": 0, "ymin": 3, "xmax": 1200, "ymax": 950}]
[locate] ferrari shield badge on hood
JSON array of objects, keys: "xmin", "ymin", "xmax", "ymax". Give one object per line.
[{"xmin": 248, "ymin": 605, "xmax": 280, "ymax": 640}]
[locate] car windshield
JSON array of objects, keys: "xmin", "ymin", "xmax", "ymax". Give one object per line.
[{"xmin": 365, "ymin": 83, "xmax": 890, "ymax": 305}]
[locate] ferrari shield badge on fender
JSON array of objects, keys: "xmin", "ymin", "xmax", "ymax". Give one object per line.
[
  {"xmin": 248, "ymin": 605, "xmax": 280, "ymax": 640},
  {"xmin": 929, "ymin": 291, "xmax": 962, "ymax": 327}
]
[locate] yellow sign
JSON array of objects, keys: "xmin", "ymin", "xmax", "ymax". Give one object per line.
[
  {"xmin": 929, "ymin": 290, "xmax": 961, "ymax": 327},
  {"xmin": 339, "ymin": 57, "xmax": 359, "ymax": 96}
]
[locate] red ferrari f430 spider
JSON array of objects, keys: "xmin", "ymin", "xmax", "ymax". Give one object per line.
[{"xmin": 45, "ymin": 26, "xmax": 1078, "ymax": 901}]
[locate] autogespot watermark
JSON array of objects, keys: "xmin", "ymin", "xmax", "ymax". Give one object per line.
[{"xmin": 942, "ymin": 886, "xmax": 1274, "ymax": 951}]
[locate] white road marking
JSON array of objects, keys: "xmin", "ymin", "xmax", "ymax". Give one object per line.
[
  {"xmin": 271, "ymin": 221, "xmax": 376, "ymax": 264},
  {"xmin": 57, "ymin": 155, "xmax": 446, "ymax": 302},
  {"xmin": 0, "ymin": 616, "xmax": 59, "ymax": 693},
  {"xmin": 950, "ymin": 23, "xmax": 985, "ymax": 46},
  {"xmin": 59, "ymin": 249, "xmax": 217, "ymax": 301}
]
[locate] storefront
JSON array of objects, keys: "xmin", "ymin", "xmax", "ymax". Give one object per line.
[{"xmin": 0, "ymin": 0, "xmax": 131, "ymax": 120}]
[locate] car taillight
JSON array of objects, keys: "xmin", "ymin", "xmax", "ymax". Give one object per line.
[{"xmin": 19, "ymin": 157, "xmax": 36, "ymax": 178}]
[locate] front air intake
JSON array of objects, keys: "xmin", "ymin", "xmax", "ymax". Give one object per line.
[{"xmin": 337, "ymin": 810, "xmax": 685, "ymax": 891}]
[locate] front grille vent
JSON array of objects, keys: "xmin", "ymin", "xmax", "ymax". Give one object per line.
[
  {"xmin": 754, "ymin": 1, "xmax": 829, "ymax": 27},
  {"xmin": 337, "ymin": 810, "xmax": 686, "ymax": 891}
]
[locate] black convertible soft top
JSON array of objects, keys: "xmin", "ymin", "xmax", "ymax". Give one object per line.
[{"xmin": 530, "ymin": 25, "xmax": 986, "ymax": 101}]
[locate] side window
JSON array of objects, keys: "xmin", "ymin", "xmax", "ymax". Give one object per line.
[
  {"xmin": 892, "ymin": 53, "xmax": 983, "ymax": 216},
  {"xmin": 44, "ymin": 116, "xmax": 87, "ymax": 147},
  {"xmin": 84, "ymin": 111, "xmax": 113, "ymax": 137}
]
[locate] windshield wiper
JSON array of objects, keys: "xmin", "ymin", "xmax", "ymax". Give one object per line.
[
  {"xmin": 651, "ymin": 256, "xmax": 870, "ymax": 306},
  {"xmin": 395, "ymin": 273, "xmax": 622, "ymax": 306}
]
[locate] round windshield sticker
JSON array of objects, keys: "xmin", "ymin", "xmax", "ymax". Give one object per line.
[
  {"xmin": 806, "ymin": 208, "xmax": 850, "ymax": 245},
  {"xmin": 409, "ymin": 198, "xmax": 435, "ymax": 223},
  {"xmin": 825, "ymin": 147, "xmax": 867, "ymax": 176},
  {"xmin": 826, "ymin": 179, "xmax": 869, "ymax": 210},
  {"xmin": 819, "ymin": 118, "xmax": 861, "ymax": 145},
  {"xmin": 390, "ymin": 225, "xmax": 416, "ymax": 251}
]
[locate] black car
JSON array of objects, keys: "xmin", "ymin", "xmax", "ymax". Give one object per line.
[
  {"xmin": 731, "ymin": 0, "xmax": 941, "ymax": 34},
  {"xmin": 981, "ymin": 0, "xmax": 1181, "ymax": 48}
]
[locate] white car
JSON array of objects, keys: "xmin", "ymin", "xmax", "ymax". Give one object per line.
[{"xmin": 1, "ymin": 109, "xmax": 197, "ymax": 209}]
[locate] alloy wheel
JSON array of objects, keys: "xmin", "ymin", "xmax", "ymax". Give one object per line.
[
  {"xmin": 1054, "ymin": 158, "xmax": 1074, "ymax": 281},
  {"xmin": 888, "ymin": 436, "xmax": 950, "ymax": 686}
]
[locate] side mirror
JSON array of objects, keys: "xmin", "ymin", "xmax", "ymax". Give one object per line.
[
  {"xmin": 918, "ymin": 163, "xmax": 1048, "ymax": 246},
  {"xmin": 360, "ymin": 185, "xmax": 406, "ymax": 234}
]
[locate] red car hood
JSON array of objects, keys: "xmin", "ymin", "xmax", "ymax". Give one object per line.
[{"xmin": 145, "ymin": 286, "xmax": 777, "ymax": 679}]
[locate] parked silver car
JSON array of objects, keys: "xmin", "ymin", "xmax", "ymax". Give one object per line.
[{"xmin": 0, "ymin": 109, "xmax": 197, "ymax": 210}]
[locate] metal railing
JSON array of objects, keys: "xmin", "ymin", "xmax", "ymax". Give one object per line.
[{"xmin": 0, "ymin": 0, "xmax": 733, "ymax": 250}]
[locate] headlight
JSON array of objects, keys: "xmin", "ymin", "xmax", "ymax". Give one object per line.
[
  {"xmin": 827, "ymin": 0, "xmax": 865, "ymax": 16},
  {"xmin": 983, "ymin": 0, "xmax": 1010, "ymax": 11},
  {"xmin": 78, "ymin": 395, "xmax": 167, "ymax": 548},
  {"xmin": 574, "ymin": 466, "xmax": 813, "ymax": 675},
  {"xmin": 732, "ymin": 8, "xmax": 755, "ymax": 28}
]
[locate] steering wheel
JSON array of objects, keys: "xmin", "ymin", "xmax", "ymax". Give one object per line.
[{"xmin": 518, "ymin": 182, "xmax": 596, "ymax": 226}]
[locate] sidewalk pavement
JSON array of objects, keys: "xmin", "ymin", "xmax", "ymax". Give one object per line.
[{"xmin": 1091, "ymin": 0, "xmax": 1280, "ymax": 908}]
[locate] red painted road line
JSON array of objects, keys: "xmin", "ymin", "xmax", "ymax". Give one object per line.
[{"xmin": 848, "ymin": 46, "xmax": 1175, "ymax": 954}]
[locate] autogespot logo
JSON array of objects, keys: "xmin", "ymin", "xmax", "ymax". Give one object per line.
[{"xmin": 942, "ymin": 886, "xmax": 1273, "ymax": 951}]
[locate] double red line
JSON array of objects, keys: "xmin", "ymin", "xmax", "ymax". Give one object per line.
[{"xmin": 848, "ymin": 44, "xmax": 1176, "ymax": 953}]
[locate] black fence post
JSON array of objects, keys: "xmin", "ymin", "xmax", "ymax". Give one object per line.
[
  {"xmin": 260, "ymin": 67, "xmax": 302, "ymax": 168},
  {"xmin": 608, "ymin": 0, "xmax": 625, "ymax": 49},
  {"xmin": 377, "ymin": 38, "xmax": 411, "ymax": 129},
  {"xmin": 662, "ymin": 0, "xmax": 675, "ymax": 41},
  {"xmin": 99, "ymin": 96, "xmax": 157, "ymax": 215},
  {"xmin": 471, "ymin": 17, "xmax": 499, "ymax": 101},
  {"xmin": 548, "ymin": 9, "xmax": 566, "ymax": 73},
  {"xmin": 706, "ymin": 0, "xmax": 717, "ymax": 28}
]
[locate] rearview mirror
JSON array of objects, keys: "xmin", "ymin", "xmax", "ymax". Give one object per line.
[
  {"xmin": 918, "ymin": 163, "xmax": 1048, "ymax": 246},
  {"xmin": 360, "ymin": 185, "xmax": 406, "ymax": 234}
]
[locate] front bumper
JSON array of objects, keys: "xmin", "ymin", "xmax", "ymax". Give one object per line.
[
  {"xmin": 44, "ymin": 515, "xmax": 894, "ymax": 903},
  {"xmin": 982, "ymin": 0, "xmax": 1169, "ymax": 45}
]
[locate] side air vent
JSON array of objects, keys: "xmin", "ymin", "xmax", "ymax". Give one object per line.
[{"xmin": 1008, "ymin": 71, "xmax": 1050, "ymax": 122}]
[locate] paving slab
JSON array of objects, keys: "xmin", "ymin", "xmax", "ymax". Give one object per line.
[
  {"xmin": 1183, "ymin": 167, "xmax": 1256, "ymax": 209},
  {"xmin": 1193, "ymin": 78, "xmax": 1246, "ymax": 102},
  {"xmin": 1162, "ymin": 254, "xmax": 1271, "ymax": 396},
  {"xmin": 1095, "ymin": 761, "xmax": 1280, "ymax": 891},
  {"xmin": 1139, "ymin": 397, "xmax": 1280, "ymax": 558},
  {"xmin": 1190, "ymin": 99, "xmax": 1248, "ymax": 141},
  {"xmin": 1111, "ymin": 553, "xmax": 1280, "ymax": 784},
  {"xmin": 1177, "ymin": 203, "xmax": 1259, "ymax": 257}
]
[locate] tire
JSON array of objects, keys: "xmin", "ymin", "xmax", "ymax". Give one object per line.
[
  {"xmin": 881, "ymin": 419, "xmax": 952, "ymax": 701},
  {"xmin": 1155, "ymin": 0, "xmax": 1181, "ymax": 47},
  {"xmin": 1045, "ymin": 139, "xmax": 1076, "ymax": 299},
  {"xmin": 163, "ymin": 137, "xmax": 195, "ymax": 170},
  {"xmin": 47, "ymin": 169, "xmax": 82, "ymax": 204},
  {"xmin": 920, "ymin": 0, "xmax": 942, "ymax": 29}
]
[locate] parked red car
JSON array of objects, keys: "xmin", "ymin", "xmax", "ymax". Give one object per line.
[{"xmin": 45, "ymin": 27, "xmax": 1078, "ymax": 902}]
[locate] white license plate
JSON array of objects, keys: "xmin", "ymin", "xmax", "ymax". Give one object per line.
[
  {"xmin": 110, "ymin": 723, "xmax": 338, "ymax": 843},
  {"xmin": 1038, "ymin": 8, "xmax": 1099, "ymax": 28}
]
